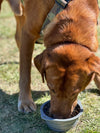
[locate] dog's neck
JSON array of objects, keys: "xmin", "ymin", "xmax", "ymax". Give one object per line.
[{"xmin": 44, "ymin": 0, "xmax": 99, "ymax": 52}]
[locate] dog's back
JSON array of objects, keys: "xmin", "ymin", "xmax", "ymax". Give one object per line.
[{"xmin": 44, "ymin": 0, "xmax": 99, "ymax": 52}]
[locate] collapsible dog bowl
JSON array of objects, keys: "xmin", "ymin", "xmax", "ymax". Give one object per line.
[{"xmin": 40, "ymin": 100, "xmax": 83, "ymax": 132}]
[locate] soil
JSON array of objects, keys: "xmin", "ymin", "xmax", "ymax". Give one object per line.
[{"xmin": 43, "ymin": 101, "xmax": 81, "ymax": 119}]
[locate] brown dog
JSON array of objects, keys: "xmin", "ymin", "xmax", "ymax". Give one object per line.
[
  {"xmin": 34, "ymin": 0, "xmax": 100, "ymax": 118},
  {"xmin": 0, "ymin": 0, "xmax": 100, "ymax": 117}
]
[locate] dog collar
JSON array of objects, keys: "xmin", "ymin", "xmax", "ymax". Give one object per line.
[{"xmin": 37, "ymin": 0, "xmax": 72, "ymax": 43}]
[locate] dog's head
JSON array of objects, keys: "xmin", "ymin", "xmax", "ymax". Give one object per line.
[
  {"xmin": 34, "ymin": 44, "xmax": 100, "ymax": 118},
  {"xmin": 0, "ymin": 0, "xmax": 23, "ymax": 16}
]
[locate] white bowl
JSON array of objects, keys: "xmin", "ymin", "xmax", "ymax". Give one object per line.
[{"xmin": 40, "ymin": 100, "xmax": 83, "ymax": 132}]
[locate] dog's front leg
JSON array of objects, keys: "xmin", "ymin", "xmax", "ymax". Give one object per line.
[
  {"xmin": 16, "ymin": 0, "xmax": 55, "ymax": 113},
  {"xmin": 18, "ymin": 28, "xmax": 36, "ymax": 113}
]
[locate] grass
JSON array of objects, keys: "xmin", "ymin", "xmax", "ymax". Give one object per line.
[{"xmin": 0, "ymin": 1, "xmax": 100, "ymax": 133}]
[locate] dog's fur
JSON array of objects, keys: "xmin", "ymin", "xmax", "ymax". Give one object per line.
[
  {"xmin": 34, "ymin": 44, "xmax": 100, "ymax": 118},
  {"xmin": 0, "ymin": 0, "xmax": 100, "ymax": 118},
  {"xmin": 34, "ymin": 0, "xmax": 100, "ymax": 118}
]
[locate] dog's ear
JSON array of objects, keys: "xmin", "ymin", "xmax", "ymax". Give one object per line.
[
  {"xmin": 87, "ymin": 54, "xmax": 100, "ymax": 89},
  {"xmin": 34, "ymin": 53, "xmax": 46, "ymax": 83},
  {"xmin": 83, "ymin": 53, "xmax": 100, "ymax": 90},
  {"xmin": 87, "ymin": 54, "xmax": 100, "ymax": 90},
  {"xmin": 86, "ymin": 53, "xmax": 100, "ymax": 76},
  {"xmin": 7, "ymin": 0, "xmax": 23, "ymax": 16}
]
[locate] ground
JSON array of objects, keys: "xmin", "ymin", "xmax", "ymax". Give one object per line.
[{"xmin": 0, "ymin": 1, "xmax": 100, "ymax": 133}]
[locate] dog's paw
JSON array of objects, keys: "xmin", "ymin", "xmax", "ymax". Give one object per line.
[{"xmin": 18, "ymin": 98, "xmax": 37, "ymax": 113}]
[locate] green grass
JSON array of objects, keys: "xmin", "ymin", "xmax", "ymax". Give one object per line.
[{"xmin": 0, "ymin": 1, "xmax": 100, "ymax": 133}]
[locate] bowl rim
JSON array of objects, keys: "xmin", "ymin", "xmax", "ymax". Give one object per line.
[{"xmin": 40, "ymin": 100, "xmax": 83, "ymax": 121}]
